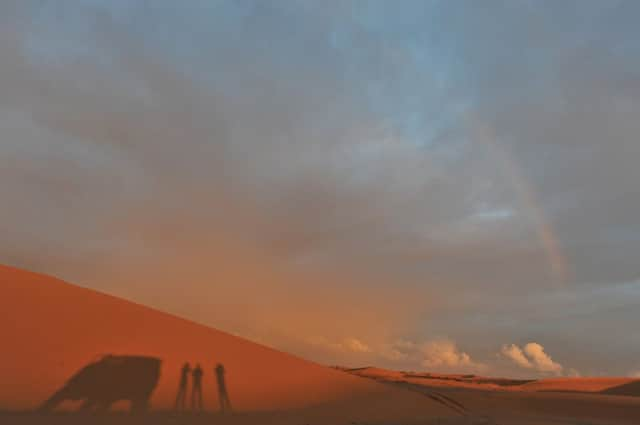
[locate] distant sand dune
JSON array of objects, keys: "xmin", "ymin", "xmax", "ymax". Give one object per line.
[
  {"xmin": 347, "ymin": 366, "xmax": 640, "ymax": 395},
  {"xmin": 346, "ymin": 366, "xmax": 640, "ymax": 425},
  {"xmin": 520, "ymin": 377, "xmax": 636, "ymax": 393},
  {"xmin": 603, "ymin": 380, "xmax": 640, "ymax": 397}
]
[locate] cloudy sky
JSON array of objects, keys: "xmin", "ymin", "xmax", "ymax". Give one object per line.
[{"xmin": 2, "ymin": 0, "xmax": 639, "ymax": 378}]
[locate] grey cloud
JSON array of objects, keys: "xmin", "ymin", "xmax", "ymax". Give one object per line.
[{"xmin": 0, "ymin": 1, "xmax": 639, "ymax": 374}]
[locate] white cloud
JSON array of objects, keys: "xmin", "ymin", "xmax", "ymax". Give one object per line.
[
  {"xmin": 308, "ymin": 336, "xmax": 486, "ymax": 373},
  {"xmin": 379, "ymin": 339, "xmax": 416, "ymax": 361},
  {"xmin": 421, "ymin": 339, "xmax": 486, "ymax": 373},
  {"xmin": 379, "ymin": 347, "xmax": 408, "ymax": 362},
  {"xmin": 305, "ymin": 336, "xmax": 371, "ymax": 354},
  {"xmin": 502, "ymin": 342, "xmax": 563, "ymax": 375},
  {"xmin": 343, "ymin": 337, "xmax": 371, "ymax": 353},
  {"xmin": 524, "ymin": 343, "xmax": 563, "ymax": 374},
  {"xmin": 501, "ymin": 344, "xmax": 533, "ymax": 369}
]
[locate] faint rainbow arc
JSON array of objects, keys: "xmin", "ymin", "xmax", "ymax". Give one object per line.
[{"xmin": 476, "ymin": 124, "xmax": 571, "ymax": 287}]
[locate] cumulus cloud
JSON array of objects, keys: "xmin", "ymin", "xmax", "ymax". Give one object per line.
[
  {"xmin": 502, "ymin": 342, "xmax": 563, "ymax": 375},
  {"xmin": 524, "ymin": 343, "xmax": 563, "ymax": 374},
  {"xmin": 305, "ymin": 336, "xmax": 371, "ymax": 354},
  {"xmin": 344, "ymin": 338, "xmax": 372, "ymax": 353},
  {"xmin": 501, "ymin": 344, "xmax": 533, "ymax": 369},
  {"xmin": 307, "ymin": 336, "xmax": 487, "ymax": 373},
  {"xmin": 379, "ymin": 339, "xmax": 414, "ymax": 361},
  {"xmin": 379, "ymin": 347, "xmax": 409, "ymax": 362},
  {"xmin": 421, "ymin": 340, "xmax": 486, "ymax": 373}
]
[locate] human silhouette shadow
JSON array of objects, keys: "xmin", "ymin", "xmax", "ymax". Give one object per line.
[
  {"xmin": 215, "ymin": 363, "xmax": 232, "ymax": 414},
  {"xmin": 191, "ymin": 363, "xmax": 204, "ymax": 411},
  {"xmin": 39, "ymin": 355, "xmax": 161, "ymax": 414},
  {"xmin": 174, "ymin": 362, "xmax": 191, "ymax": 411}
]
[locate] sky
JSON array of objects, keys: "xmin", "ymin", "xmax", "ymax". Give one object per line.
[{"xmin": 1, "ymin": 0, "xmax": 640, "ymax": 378}]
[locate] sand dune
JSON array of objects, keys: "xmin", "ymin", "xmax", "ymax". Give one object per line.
[
  {"xmin": 520, "ymin": 377, "xmax": 635, "ymax": 393},
  {"xmin": 345, "ymin": 367, "xmax": 536, "ymax": 391},
  {"xmin": 347, "ymin": 366, "xmax": 640, "ymax": 394},
  {"xmin": 0, "ymin": 264, "xmax": 459, "ymax": 423},
  {"xmin": 3, "ymin": 264, "xmax": 640, "ymax": 425},
  {"xmin": 345, "ymin": 366, "xmax": 640, "ymax": 424}
]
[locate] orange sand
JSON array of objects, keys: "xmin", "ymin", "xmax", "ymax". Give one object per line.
[
  {"xmin": 3, "ymin": 264, "xmax": 640, "ymax": 424},
  {"xmin": 347, "ymin": 366, "xmax": 640, "ymax": 394},
  {"xmin": 0, "ymin": 264, "xmax": 454, "ymax": 423},
  {"xmin": 345, "ymin": 366, "xmax": 640, "ymax": 424}
]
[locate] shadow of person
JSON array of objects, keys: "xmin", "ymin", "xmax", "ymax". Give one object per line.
[
  {"xmin": 215, "ymin": 363, "xmax": 232, "ymax": 414},
  {"xmin": 39, "ymin": 355, "xmax": 161, "ymax": 414},
  {"xmin": 174, "ymin": 362, "xmax": 191, "ymax": 411},
  {"xmin": 191, "ymin": 363, "xmax": 204, "ymax": 412}
]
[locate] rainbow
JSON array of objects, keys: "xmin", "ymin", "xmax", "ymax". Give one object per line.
[{"xmin": 475, "ymin": 123, "xmax": 571, "ymax": 287}]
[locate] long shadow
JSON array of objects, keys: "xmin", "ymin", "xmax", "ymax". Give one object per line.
[
  {"xmin": 191, "ymin": 363, "xmax": 204, "ymax": 411},
  {"xmin": 215, "ymin": 363, "xmax": 232, "ymax": 414},
  {"xmin": 174, "ymin": 362, "xmax": 191, "ymax": 411},
  {"xmin": 39, "ymin": 355, "xmax": 161, "ymax": 414}
]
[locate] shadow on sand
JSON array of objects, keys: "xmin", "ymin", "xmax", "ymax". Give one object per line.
[{"xmin": 39, "ymin": 355, "xmax": 161, "ymax": 414}]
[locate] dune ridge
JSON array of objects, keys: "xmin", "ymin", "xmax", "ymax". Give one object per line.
[
  {"xmin": 4, "ymin": 264, "xmax": 640, "ymax": 424},
  {"xmin": 346, "ymin": 366, "xmax": 640, "ymax": 395},
  {"xmin": 344, "ymin": 366, "xmax": 640, "ymax": 424},
  {"xmin": 0, "ymin": 263, "xmax": 455, "ymax": 423}
]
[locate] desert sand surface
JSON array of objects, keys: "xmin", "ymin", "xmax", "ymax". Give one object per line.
[
  {"xmin": 0, "ymin": 264, "xmax": 460, "ymax": 424},
  {"xmin": 2, "ymin": 264, "xmax": 640, "ymax": 425},
  {"xmin": 347, "ymin": 367, "xmax": 639, "ymax": 393},
  {"xmin": 345, "ymin": 367, "xmax": 640, "ymax": 424}
]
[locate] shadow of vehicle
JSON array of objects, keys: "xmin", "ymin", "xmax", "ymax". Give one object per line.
[{"xmin": 39, "ymin": 355, "xmax": 161, "ymax": 413}]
